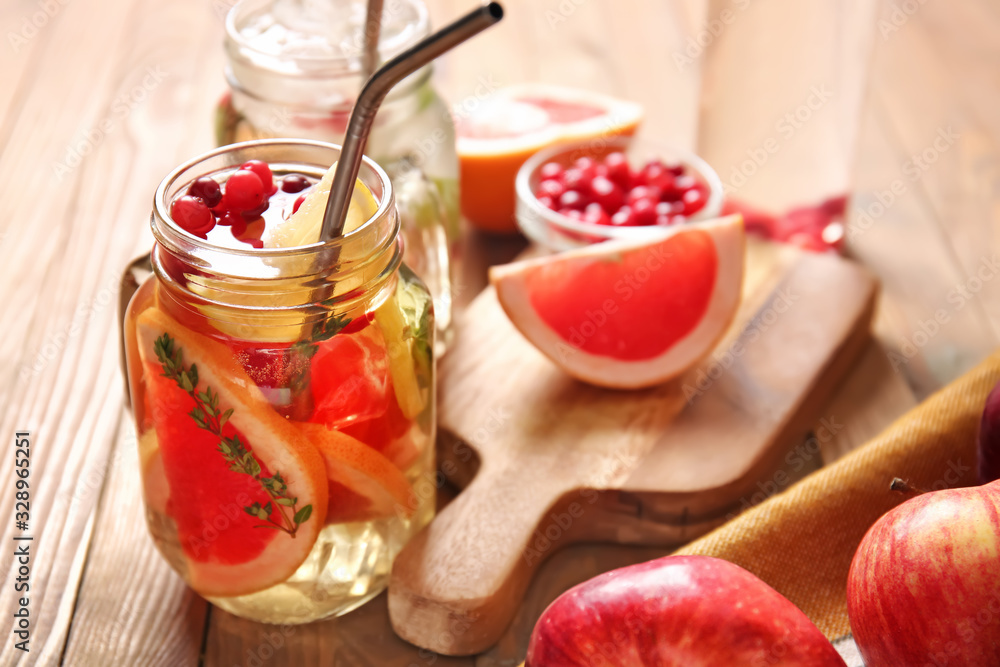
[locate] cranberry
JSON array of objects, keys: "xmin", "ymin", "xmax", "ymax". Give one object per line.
[
  {"xmin": 189, "ymin": 176, "xmax": 222, "ymax": 208},
  {"xmin": 558, "ymin": 208, "xmax": 585, "ymax": 221},
  {"xmin": 582, "ymin": 202, "xmax": 611, "ymax": 226},
  {"xmin": 240, "ymin": 160, "xmax": 275, "ymax": 194},
  {"xmin": 281, "ymin": 174, "xmax": 311, "ymax": 193},
  {"xmin": 647, "ymin": 172, "xmax": 677, "ymax": 199},
  {"xmin": 631, "ymin": 198, "xmax": 658, "ymax": 226},
  {"xmin": 638, "ymin": 160, "xmax": 664, "ymax": 183},
  {"xmin": 539, "ymin": 161, "xmax": 564, "ymax": 182},
  {"xmin": 681, "ymin": 186, "xmax": 707, "ymax": 215},
  {"xmin": 655, "ymin": 202, "xmax": 674, "ymax": 217},
  {"xmin": 603, "ymin": 152, "xmax": 631, "ymax": 189},
  {"xmin": 610, "ymin": 205, "xmax": 635, "ymax": 226},
  {"xmin": 248, "ymin": 239, "xmax": 264, "ymax": 249},
  {"xmin": 171, "ymin": 196, "xmax": 215, "ymax": 235},
  {"xmin": 241, "ymin": 199, "xmax": 270, "ymax": 221},
  {"xmin": 230, "ymin": 216, "xmax": 248, "ymax": 237},
  {"xmin": 674, "ymin": 174, "xmax": 697, "ymax": 193},
  {"xmin": 561, "ymin": 168, "xmax": 590, "ymax": 193},
  {"xmin": 535, "ymin": 195, "xmax": 556, "ymax": 210},
  {"xmin": 536, "ymin": 179, "xmax": 566, "ymax": 200},
  {"xmin": 573, "ymin": 156, "xmax": 600, "ymax": 180},
  {"xmin": 217, "ymin": 211, "xmax": 241, "ymax": 227},
  {"xmin": 666, "ymin": 162, "xmax": 685, "ymax": 176},
  {"xmin": 223, "ymin": 169, "xmax": 266, "ymax": 213},
  {"xmin": 590, "ymin": 176, "xmax": 624, "ymax": 213},
  {"xmin": 626, "ymin": 185, "xmax": 661, "ymax": 206},
  {"xmin": 292, "ymin": 193, "xmax": 308, "ymax": 214},
  {"xmin": 559, "ymin": 189, "xmax": 589, "ymax": 210}
]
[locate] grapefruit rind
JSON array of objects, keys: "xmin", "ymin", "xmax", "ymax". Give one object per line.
[
  {"xmin": 300, "ymin": 423, "xmax": 417, "ymax": 523},
  {"xmin": 490, "ymin": 215, "xmax": 745, "ymax": 389},
  {"xmin": 457, "ymin": 83, "xmax": 643, "ymax": 233},
  {"xmin": 135, "ymin": 306, "xmax": 329, "ymax": 598},
  {"xmin": 456, "ymin": 83, "xmax": 644, "ymax": 157}
]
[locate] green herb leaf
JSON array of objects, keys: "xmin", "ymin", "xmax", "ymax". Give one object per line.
[
  {"xmin": 293, "ymin": 505, "xmax": 313, "ymax": 525},
  {"xmin": 156, "ymin": 333, "xmax": 309, "ymax": 538}
]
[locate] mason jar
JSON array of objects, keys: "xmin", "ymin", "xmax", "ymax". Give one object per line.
[
  {"xmin": 122, "ymin": 140, "xmax": 436, "ymax": 624},
  {"xmin": 216, "ymin": 0, "xmax": 457, "ymax": 353}
]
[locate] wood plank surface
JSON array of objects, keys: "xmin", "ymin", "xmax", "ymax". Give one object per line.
[{"xmin": 1, "ymin": 0, "xmax": 997, "ymax": 664}]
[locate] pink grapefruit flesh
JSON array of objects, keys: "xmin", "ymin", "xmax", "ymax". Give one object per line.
[{"xmin": 490, "ymin": 215, "xmax": 745, "ymax": 389}]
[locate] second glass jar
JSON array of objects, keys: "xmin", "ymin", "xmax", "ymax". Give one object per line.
[{"xmin": 217, "ymin": 0, "xmax": 457, "ymax": 352}]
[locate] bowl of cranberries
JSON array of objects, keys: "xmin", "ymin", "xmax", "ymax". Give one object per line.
[{"xmin": 515, "ymin": 137, "xmax": 724, "ymax": 250}]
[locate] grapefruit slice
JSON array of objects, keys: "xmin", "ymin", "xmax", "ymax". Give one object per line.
[
  {"xmin": 300, "ymin": 423, "xmax": 416, "ymax": 524},
  {"xmin": 135, "ymin": 306, "xmax": 329, "ymax": 597},
  {"xmin": 339, "ymin": 377, "xmax": 422, "ymax": 471},
  {"xmin": 490, "ymin": 215, "xmax": 745, "ymax": 389},
  {"xmin": 457, "ymin": 84, "xmax": 643, "ymax": 233}
]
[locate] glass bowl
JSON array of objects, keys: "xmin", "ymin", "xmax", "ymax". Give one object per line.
[{"xmin": 515, "ymin": 136, "xmax": 724, "ymax": 251}]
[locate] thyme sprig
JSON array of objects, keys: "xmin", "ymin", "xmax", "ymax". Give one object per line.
[{"xmin": 154, "ymin": 333, "xmax": 312, "ymax": 537}]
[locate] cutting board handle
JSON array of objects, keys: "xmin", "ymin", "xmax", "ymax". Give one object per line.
[{"xmin": 388, "ymin": 462, "xmax": 585, "ymax": 655}]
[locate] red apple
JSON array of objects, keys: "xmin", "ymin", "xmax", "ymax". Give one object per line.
[
  {"xmin": 526, "ymin": 555, "xmax": 845, "ymax": 666},
  {"xmin": 848, "ymin": 482, "xmax": 1000, "ymax": 665},
  {"xmin": 978, "ymin": 380, "xmax": 1000, "ymax": 484}
]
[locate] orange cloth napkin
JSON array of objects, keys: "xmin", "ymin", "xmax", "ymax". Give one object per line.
[{"xmin": 673, "ymin": 350, "xmax": 1000, "ymax": 640}]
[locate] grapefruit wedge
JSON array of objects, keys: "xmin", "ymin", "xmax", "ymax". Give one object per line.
[
  {"xmin": 300, "ymin": 424, "xmax": 416, "ymax": 524},
  {"xmin": 135, "ymin": 306, "xmax": 329, "ymax": 598},
  {"xmin": 490, "ymin": 215, "xmax": 745, "ymax": 389},
  {"xmin": 457, "ymin": 84, "xmax": 643, "ymax": 233}
]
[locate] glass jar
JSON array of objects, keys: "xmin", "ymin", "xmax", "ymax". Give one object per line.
[
  {"xmin": 217, "ymin": 0, "xmax": 457, "ymax": 353},
  {"xmin": 122, "ymin": 140, "xmax": 436, "ymax": 624}
]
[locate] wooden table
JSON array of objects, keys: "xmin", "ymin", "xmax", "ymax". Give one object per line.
[{"xmin": 2, "ymin": 0, "xmax": 998, "ymax": 664}]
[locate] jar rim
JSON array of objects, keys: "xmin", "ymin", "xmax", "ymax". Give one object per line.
[
  {"xmin": 225, "ymin": 0, "xmax": 430, "ymax": 76},
  {"xmin": 153, "ymin": 138, "xmax": 395, "ymax": 260}
]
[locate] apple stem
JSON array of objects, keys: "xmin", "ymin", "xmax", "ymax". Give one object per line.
[{"xmin": 890, "ymin": 477, "xmax": 927, "ymax": 496}]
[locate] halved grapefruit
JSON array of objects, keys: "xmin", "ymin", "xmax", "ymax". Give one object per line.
[
  {"xmin": 457, "ymin": 84, "xmax": 643, "ymax": 233},
  {"xmin": 135, "ymin": 306, "xmax": 329, "ymax": 597},
  {"xmin": 490, "ymin": 215, "xmax": 745, "ymax": 389},
  {"xmin": 300, "ymin": 423, "xmax": 416, "ymax": 524}
]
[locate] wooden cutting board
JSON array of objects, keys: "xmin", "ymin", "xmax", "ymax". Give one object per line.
[{"xmin": 388, "ymin": 238, "xmax": 878, "ymax": 655}]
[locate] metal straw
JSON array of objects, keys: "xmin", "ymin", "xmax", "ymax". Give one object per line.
[
  {"xmin": 361, "ymin": 0, "xmax": 384, "ymax": 81},
  {"xmin": 320, "ymin": 2, "xmax": 504, "ymax": 241}
]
